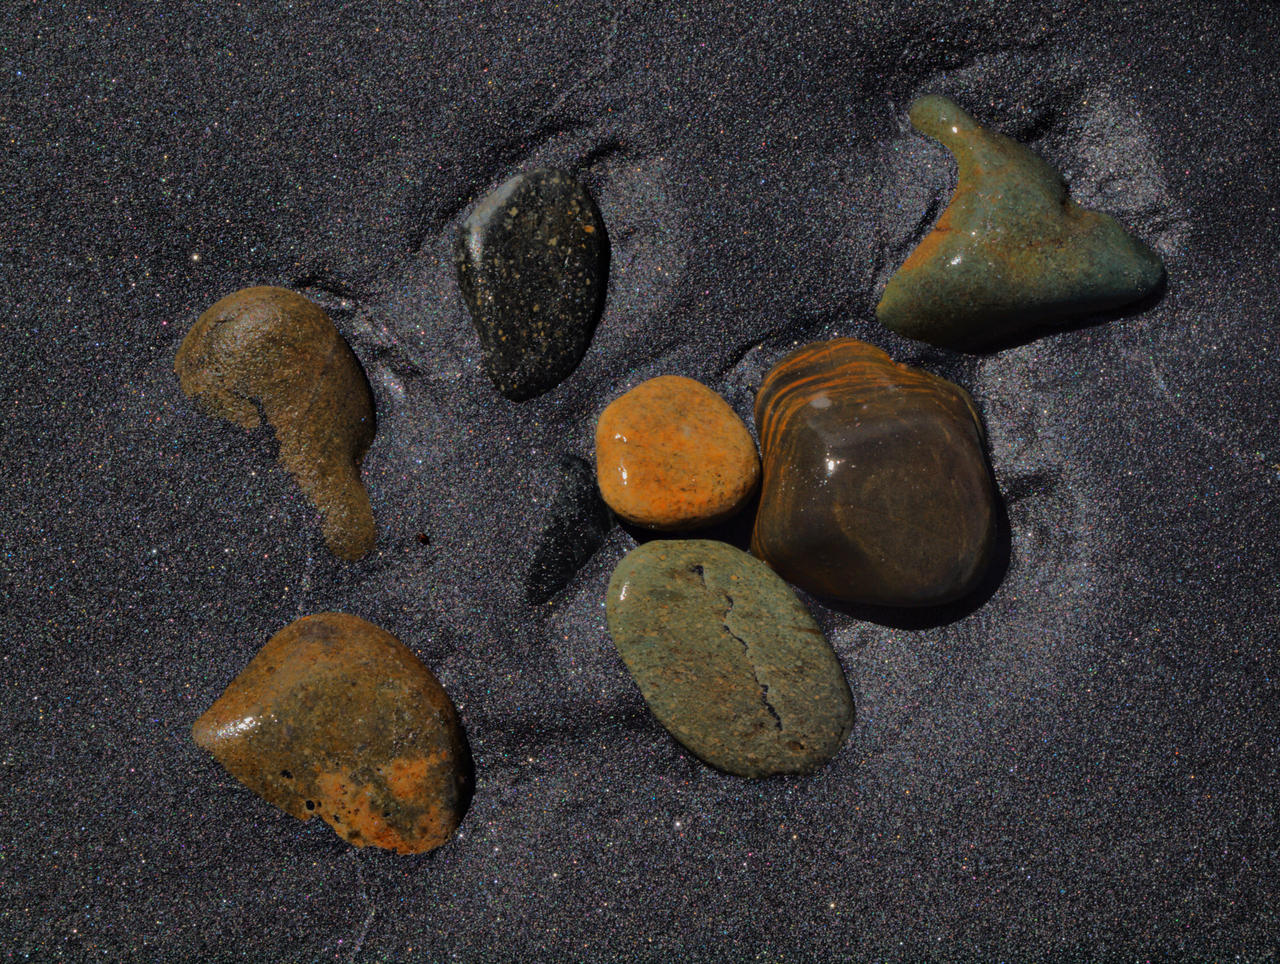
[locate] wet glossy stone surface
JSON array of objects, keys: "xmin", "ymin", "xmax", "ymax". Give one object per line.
[
  {"xmin": 752, "ymin": 338, "xmax": 995, "ymax": 607},
  {"xmin": 877, "ymin": 95, "xmax": 1165, "ymax": 349},
  {"xmin": 192, "ymin": 613, "xmax": 471, "ymax": 855},
  {"xmin": 606, "ymin": 539, "xmax": 854, "ymax": 778},
  {"xmin": 455, "ymin": 168, "xmax": 606, "ymax": 400},
  {"xmin": 595, "ymin": 375, "xmax": 760, "ymax": 531},
  {"xmin": 175, "ymin": 286, "xmax": 377, "ymax": 560}
]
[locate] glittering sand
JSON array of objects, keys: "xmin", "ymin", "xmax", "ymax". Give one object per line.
[{"xmin": 2, "ymin": 3, "xmax": 1277, "ymax": 960}]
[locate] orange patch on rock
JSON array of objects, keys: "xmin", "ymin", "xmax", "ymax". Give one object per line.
[
  {"xmin": 595, "ymin": 375, "xmax": 760, "ymax": 531},
  {"xmin": 382, "ymin": 754, "xmax": 438, "ymax": 801},
  {"xmin": 315, "ymin": 771, "xmax": 411, "ymax": 852}
]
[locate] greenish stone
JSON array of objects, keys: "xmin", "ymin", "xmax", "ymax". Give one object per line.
[
  {"xmin": 606, "ymin": 539, "xmax": 854, "ymax": 778},
  {"xmin": 877, "ymin": 95, "xmax": 1165, "ymax": 349},
  {"xmin": 455, "ymin": 168, "xmax": 606, "ymax": 400}
]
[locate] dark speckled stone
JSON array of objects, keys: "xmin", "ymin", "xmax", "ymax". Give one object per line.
[
  {"xmin": 455, "ymin": 168, "xmax": 607, "ymax": 400},
  {"xmin": 877, "ymin": 95, "xmax": 1165, "ymax": 349},
  {"xmin": 192, "ymin": 613, "xmax": 472, "ymax": 855},
  {"xmin": 606, "ymin": 539, "xmax": 854, "ymax": 778}
]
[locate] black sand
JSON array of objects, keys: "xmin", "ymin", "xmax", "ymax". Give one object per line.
[{"xmin": 2, "ymin": 2, "xmax": 1277, "ymax": 959}]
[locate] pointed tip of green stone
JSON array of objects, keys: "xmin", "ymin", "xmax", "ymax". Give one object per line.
[{"xmin": 907, "ymin": 94, "xmax": 977, "ymax": 141}]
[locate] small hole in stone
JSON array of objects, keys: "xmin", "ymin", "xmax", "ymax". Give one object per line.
[
  {"xmin": 382, "ymin": 811, "xmax": 391, "ymax": 819},
  {"xmin": 305, "ymin": 800, "xmax": 315, "ymax": 811},
  {"xmin": 280, "ymin": 769, "xmax": 293, "ymax": 779}
]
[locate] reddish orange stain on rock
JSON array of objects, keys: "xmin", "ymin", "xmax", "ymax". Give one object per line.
[
  {"xmin": 192, "ymin": 613, "xmax": 471, "ymax": 855},
  {"xmin": 595, "ymin": 375, "xmax": 760, "ymax": 531}
]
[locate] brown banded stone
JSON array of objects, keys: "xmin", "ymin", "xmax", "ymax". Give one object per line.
[
  {"xmin": 751, "ymin": 338, "xmax": 995, "ymax": 607},
  {"xmin": 175, "ymin": 286, "xmax": 377, "ymax": 560},
  {"xmin": 192, "ymin": 612, "xmax": 471, "ymax": 855},
  {"xmin": 595, "ymin": 375, "xmax": 759, "ymax": 531}
]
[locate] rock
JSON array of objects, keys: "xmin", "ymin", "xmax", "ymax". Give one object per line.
[
  {"xmin": 606, "ymin": 539, "xmax": 854, "ymax": 777},
  {"xmin": 876, "ymin": 95, "xmax": 1165, "ymax": 349},
  {"xmin": 525, "ymin": 454, "xmax": 614, "ymax": 603},
  {"xmin": 174, "ymin": 286, "xmax": 377, "ymax": 560},
  {"xmin": 752, "ymin": 338, "xmax": 995, "ymax": 607},
  {"xmin": 192, "ymin": 612, "xmax": 471, "ymax": 855},
  {"xmin": 595, "ymin": 375, "xmax": 760, "ymax": 531},
  {"xmin": 454, "ymin": 168, "xmax": 607, "ymax": 400}
]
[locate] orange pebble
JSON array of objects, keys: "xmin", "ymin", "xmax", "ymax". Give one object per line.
[{"xmin": 595, "ymin": 375, "xmax": 759, "ymax": 530}]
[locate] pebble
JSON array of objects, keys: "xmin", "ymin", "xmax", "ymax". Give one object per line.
[
  {"xmin": 877, "ymin": 95, "xmax": 1165, "ymax": 349},
  {"xmin": 455, "ymin": 168, "xmax": 606, "ymax": 400},
  {"xmin": 192, "ymin": 612, "xmax": 471, "ymax": 855},
  {"xmin": 752, "ymin": 338, "xmax": 996, "ymax": 607},
  {"xmin": 595, "ymin": 375, "xmax": 759, "ymax": 530},
  {"xmin": 174, "ymin": 286, "xmax": 377, "ymax": 560},
  {"xmin": 606, "ymin": 539, "xmax": 854, "ymax": 778},
  {"xmin": 524, "ymin": 454, "xmax": 614, "ymax": 603}
]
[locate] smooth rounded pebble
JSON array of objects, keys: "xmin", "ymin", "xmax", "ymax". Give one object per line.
[
  {"xmin": 192, "ymin": 613, "xmax": 472, "ymax": 855},
  {"xmin": 752, "ymin": 338, "xmax": 996, "ymax": 607},
  {"xmin": 455, "ymin": 168, "xmax": 606, "ymax": 400},
  {"xmin": 595, "ymin": 375, "xmax": 760, "ymax": 530},
  {"xmin": 174, "ymin": 286, "xmax": 377, "ymax": 560},
  {"xmin": 606, "ymin": 539, "xmax": 854, "ymax": 778}
]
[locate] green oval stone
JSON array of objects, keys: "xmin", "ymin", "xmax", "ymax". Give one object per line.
[{"xmin": 606, "ymin": 539, "xmax": 854, "ymax": 778}]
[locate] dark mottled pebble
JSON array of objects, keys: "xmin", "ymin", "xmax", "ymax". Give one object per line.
[
  {"xmin": 607, "ymin": 539, "xmax": 854, "ymax": 778},
  {"xmin": 525, "ymin": 454, "xmax": 614, "ymax": 603},
  {"xmin": 455, "ymin": 168, "xmax": 607, "ymax": 400}
]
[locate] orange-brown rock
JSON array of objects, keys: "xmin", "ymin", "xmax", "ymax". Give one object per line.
[
  {"xmin": 175, "ymin": 286, "xmax": 377, "ymax": 560},
  {"xmin": 595, "ymin": 375, "xmax": 759, "ymax": 531},
  {"xmin": 192, "ymin": 613, "xmax": 471, "ymax": 855}
]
